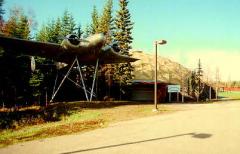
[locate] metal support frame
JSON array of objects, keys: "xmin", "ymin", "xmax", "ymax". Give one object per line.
[
  {"xmin": 50, "ymin": 58, "xmax": 77, "ymax": 102},
  {"xmin": 52, "ymin": 70, "xmax": 59, "ymax": 98},
  {"xmin": 65, "ymin": 76, "xmax": 96, "ymax": 97},
  {"xmin": 50, "ymin": 56, "xmax": 99, "ymax": 103},
  {"xmin": 90, "ymin": 59, "xmax": 99, "ymax": 101},
  {"xmin": 76, "ymin": 58, "xmax": 89, "ymax": 101}
]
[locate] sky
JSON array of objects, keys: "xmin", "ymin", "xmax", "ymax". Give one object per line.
[{"xmin": 3, "ymin": 0, "xmax": 240, "ymax": 81}]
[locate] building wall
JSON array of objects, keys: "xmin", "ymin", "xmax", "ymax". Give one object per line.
[
  {"xmin": 131, "ymin": 88, "xmax": 154, "ymax": 101},
  {"xmin": 130, "ymin": 83, "xmax": 167, "ymax": 102}
]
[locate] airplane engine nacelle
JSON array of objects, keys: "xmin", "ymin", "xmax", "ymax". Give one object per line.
[
  {"xmin": 61, "ymin": 34, "xmax": 81, "ymax": 49},
  {"xmin": 30, "ymin": 56, "xmax": 36, "ymax": 72},
  {"xmin": 16, "ymin": 56, "xmax": 35, "ymax": 72}
]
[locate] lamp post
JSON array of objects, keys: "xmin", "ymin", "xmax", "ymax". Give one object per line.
[{"xmin": 153, "ymin": 40, "xmax": 167, "ymax": 112}]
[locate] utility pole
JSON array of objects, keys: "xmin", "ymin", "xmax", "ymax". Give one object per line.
[
  {"xmin": 181, "ymin": 76, "xmax": 185, "ymax": 103},
  {"xmin": 153, "ymin": 40, "xmax": 167, "ymax": 112},
  {"xmin": 206, "ymin": 66, "xmax": 212, "ymax": 101},
  {"xmin": 180, "ymin": 64, "xmax": 185, "ymax": 103},
  {"xmin": 209, "ymin": 86, "xmax": 211, "ymax": 100},
  {"xmin": 154, "ymin": 42, "xmax": 158, "ymax": 111},
  {"xmin": 215, "ymin": 67, "xmax": 220, "ymax": 100}
]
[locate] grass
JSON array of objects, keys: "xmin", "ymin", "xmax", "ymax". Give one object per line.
[
  {"xmin": 218, "ymin": 91, "xmax": 240, "ymax": 99},
  {"xmin": 0, "ymin": 109, "xmax": 103, "ymax": 146},
  {"xmin": 0, "ymin": 102, "xmax": 174, "ymax": 147}
]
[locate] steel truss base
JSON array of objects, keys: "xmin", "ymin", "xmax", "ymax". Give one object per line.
[{"xmin": 50, "ymin": 56, "xmax": 99, "ymax": 102}]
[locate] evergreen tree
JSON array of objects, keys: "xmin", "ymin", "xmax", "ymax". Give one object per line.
[
  {"xmin": 113, "ymin": 0, "xmax": 134, "ymax": 87},
  {"xmin": 187, "ymin": 59, "xmax": 206, "ymax": 101},
  {"xmin": 98, "ymin": 0, "xmax": 114, "ymax": 43},
  {"xmin": 35, "ymin": 24, "xmax": 48, "ymax": 42},
  {"xmin": 3, "ymin": 7, "xmax": 30, "ymax": 39},
  {"xmin": 29, "ymin": 69, "xmax": 44, "ymax": 97},
  {"xmin": 3, "ymin": 13, "xmax": 18, "ymax": 37},
  {"xmin": 37, "ymin": 18, "xmax": 61, "ymax": 43},
  {"xmin": 52, "ymin": 18, "xmax": 62, "ymax": 43},
  {"xmin": 0, "ymin": 0, "xmax": 4, "ymax": 32},
  {"xmin": 88, "ymin": 0, "xmax": 114, "ymax": 38},
  {"xmin": 45, "ymin": 20, "xmax": 57, "ymax": 43},
  {"xmin": 60, "ymin": 10, "xmax": 76, "ymax": 37},
  {"xmin": 90, "ymin": 5, "xmax": 99, "ymax": 34},
  {"xmin": 83, "ymin": 24, "xmax": 91, "ymax": 38},
  {"xmin": 114, "ymin": 0, "xmax": 133, "ymax": 55},
  {"xmin": 37, "ymin": 11, "xmax": 76, "ymax": 43},
  {"xmin": 16, "ymin": 15, "xmax": 30, "ymax": 39}
]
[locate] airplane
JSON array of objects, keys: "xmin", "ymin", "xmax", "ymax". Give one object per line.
[
  {"xmin": 0, "ymin": 33, "xmax": 138, "ymax": 102},
  {"xmin": 0, "ymin": 33, "xmax": 137, "ymax": 65}
]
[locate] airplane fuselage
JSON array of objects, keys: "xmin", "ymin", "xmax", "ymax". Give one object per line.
[{"xmin": 61, "ymin": 33, "xmax": 105, "ymax": 55}]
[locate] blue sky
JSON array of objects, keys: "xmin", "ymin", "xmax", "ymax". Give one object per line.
[{"xmin": 3, "ymin": 0, "xmax": 240, "ymax": 81}]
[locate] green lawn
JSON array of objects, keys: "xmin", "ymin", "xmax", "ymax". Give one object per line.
[
  {"xmin": 0, "ymin": 109, "xmax": 103, "ymax": 147},
  {"xmin": 0, "ymin": 102, "xmax": 174, "ymax": 147},
  {"xmin": 218, "ymin": 91, "xmax": 240, "ymax": 99}
]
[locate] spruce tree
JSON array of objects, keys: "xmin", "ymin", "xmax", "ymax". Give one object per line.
[
  {"xmin": 83, "ymin": 24, "xmax": 91, "ymax": 38},
  {"xmin": 52, "ymin": 18, "xmax": 62, "ymax": 43},
  {"xmin": 114, "ymin": 0, "xmax": 133, "ymax": 55},
  {"xmin": 45, "ymin": 20, "xmax": 57, "ymax": 43},
  {"xmin": 60, "ymin": 10, "xmax": 76, "ymax": 37},
  {"xmin": 36, "ymin": 24, "xmax": 48, "ymax": 42},
  {"xmin": 0, "ymin": 0, "xmax": 4, "ymax": 32},
  {"xmin": 3, "ymin": 14, "xmax": 18, "ymax": 37},
  {"xmin": 114, "ymin": 0, "xmax": 134, "ymax": 87},
  {"xmin": 37, "ymin": 11, "xmax": 76, "ymax": 43},
  {"xmin": 88, "ymin": 0, "xmax": 114, "ymax": 39},
  {"xmin": 90, "ymin": 5, "xmax": 99, "ymax": 34},
  {"xmin": 98, "ymin": 0, "xmax": 115, "ymax": 98},
  {"xmin": 16, "ymin": 15, "xmax": 30, "ymax": 39},
  {"xmin": 99, "ymin": 0, "xmax": 113, "ymax": 43},
  {"xmin": 3, "ymin": 8, "xmax": 30, "ymax": 39}
]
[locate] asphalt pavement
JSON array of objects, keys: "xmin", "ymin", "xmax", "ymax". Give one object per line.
[{"xmin": 1, "ymin": 100, "xmax": 240, "ymax": 154}]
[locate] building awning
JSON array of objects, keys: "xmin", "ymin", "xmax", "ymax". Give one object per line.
[{"xmin": 132, "ymin": 80, "xmax": 171, "ymax": 85}]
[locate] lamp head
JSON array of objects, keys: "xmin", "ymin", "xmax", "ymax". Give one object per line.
[{"xmin": 156, "ymin": 40, "xmax": 167, "ymax": 45}]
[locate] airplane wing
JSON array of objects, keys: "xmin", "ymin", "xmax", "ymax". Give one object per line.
[
  {"xmin": 99, "ymin": 45, "xmax": 137, "ymax": 64},
  {"xmin": 0, "ymin": 34, "xmax": 138, "ymax": 65},
  {"xmin": 0, "ymin": 35, "xmax": 65, "ymax": 59}
]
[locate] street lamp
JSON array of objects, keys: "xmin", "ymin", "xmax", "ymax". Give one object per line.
[{"xmin": 153, "ymin": 40, "xmax": 167, "ymax": 112}]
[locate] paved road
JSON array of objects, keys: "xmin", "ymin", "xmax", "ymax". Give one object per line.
[{"xmin": 1, "ymin": 100, "xmax": 240, "ymax": 154}]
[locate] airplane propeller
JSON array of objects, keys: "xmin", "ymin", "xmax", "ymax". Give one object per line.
[{"xmin": 58, "ymin": 34, "xmax": 89, "ymax": 43}]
